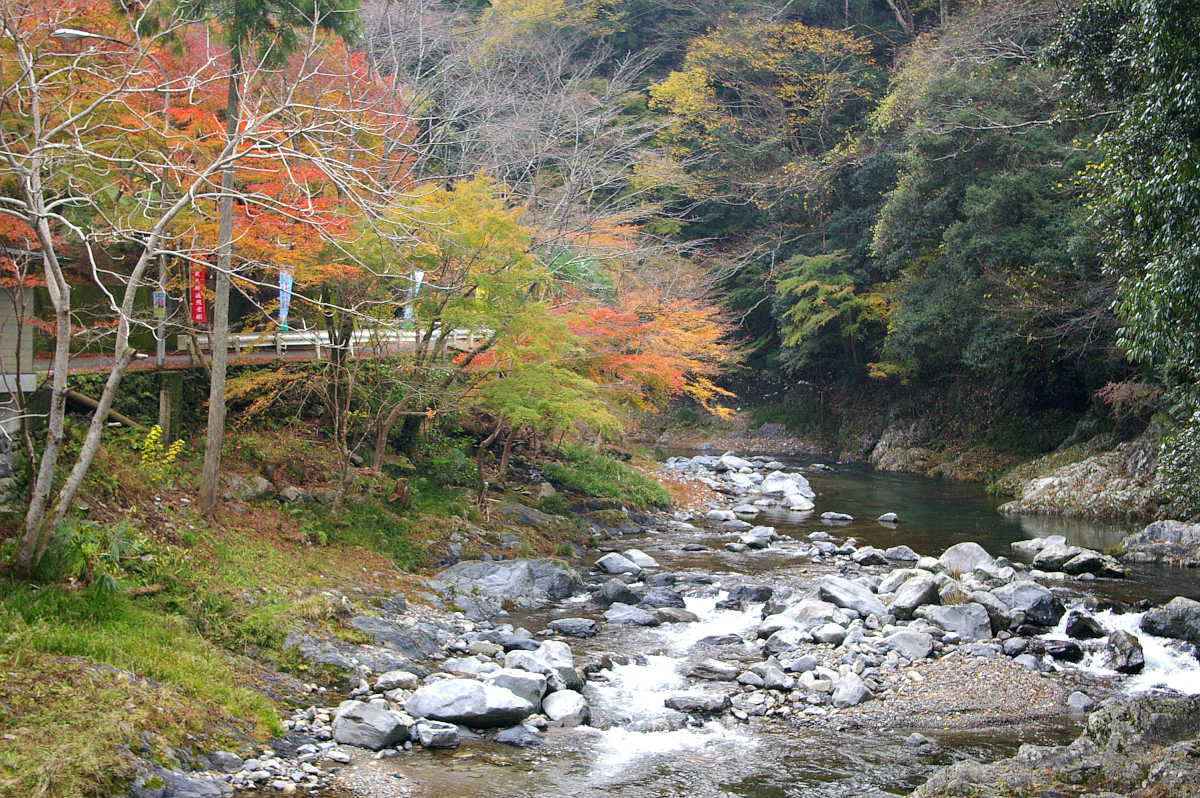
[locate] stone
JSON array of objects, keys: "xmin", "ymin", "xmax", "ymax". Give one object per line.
[
  {"xmin": 665, "ymin": 693, "xmax": 731, "ymax": 713},
  {"xmin": 884, "ymin": 545, "xmax": 919, "ymax": 562},
  {"xmin": 1044, "ymin": 640, "xmax": 1084, "ymax": 662},
  {"xmin": 1033, "ymin": 543, "xmax": 1085, "ymax": 571},
  {"xmin": 131, "ymin": 768, "xmax": 232, "ymax": 798},
  {"xmin": 641, "ymin": 587, "xmax": 686, "ymax": 609},
  {"xmin": 542, "ymin": 690, "xmax": 589, "ymax": 726},
  {"xmin": 781, "ymin": 598, "xmax": 849, "ymax": 631},
  {"xmin": 890, "ymin": 573, "xmax": 940, "ymax": 620},
  {"xmin": 375, "ymin": 670, "xmax": 420, "ymax": 692},
  {"xmin": 966, "ymin": 590, "xmax": 1013, "ymax": 631},
  {"xmin": 877, "ymin": 512, "xmax": 900, "ymax": 523},
  {"xmin": 687, "ymin": 659, "xmax": 740, "ymax": 681},
  {"xmin": 728, "ymin": 585, "xmax": 773, "ymax": 603},
  {"xmin": 623, "ymin": 549, "xmax": 659, "ymax": 569},
  {"xmin": 737, "ymin": 670, "xmax": 765, "ymax": 687},
  {"xmin": 604, "ymin": 602, "xmax": 661, "ymax": 626},
  {"xmin": 550, "ymin": 617, "xmax": 599, "ymax": 638},
  {"xmin": 1140, "ymin": 596, "xmax": 1200, "ymax": 647},
  {"xmin": 442, "ymin": 656, "xmax": 499, "ymax": 678},
  {"xmin": 208, "ymin": 751, "xmax": 243, "ymax": 774},
  {"xmin": 595, "ymin": 552, "xmax": 642, "ymax": 576},
  {"xmin": 707, "ymin": 510, "xmax": 737, "ymax": 522},
  {"xmin": 760, "ymin": 470, "xmax": 815, "ymax": 499},
  {"xmin": 504, "ymin": 641, "xmax": 582, "ymax": 692},
  {"xmin": 405, "ymin": 679, "xmax": 534, "ymax": 728},
  {"xmin": 883, "ymin": 630, "xmax": 934, "ymax": 660},
  {"xmin": 916, "ymin": 603, "xmax": 992, "ymax": 641},
  {"xmin": 332, "ymin": 701, "xmax": 410, "ymax": 750},
  {"xmin": 939, "ymin": 542, "xmax": 994, "ymax": 575},
  {"xmin": 1066, "ymin": 691, "xmax": 1094, "ymax": 713},
  {"xmin": 879, "ymin": 569, "xmax": 922, "ymax": 594},
  {"xmin": 813, "ymin": 622, "xmax": 847, "ymax": 646},
  {"xmin": 991, "ymin": 581, "xmax": 1066, "ymax": 627},
  {"xmin": 764, "ymin": 628, "xmax": 811, "ymax": 654},
  {"xmin": 916, "ymin": 556, "xmax": 942, "ymax": 572},
  {"xmin": 1013, "ymin": 653, "xmax": 1040, "ymax": 671},
  {"xmin": 821, "ymin": 512, "xmax": 854, "ymax": 521},
  {"xmin": 1121, "ymin": 520, "xmax": 1200, "ymax": 565},
  {"xmin": 831, "ymin": 673, "xmax": 872, "ymax": 708},
  {"xmin": 1064, "ymin": 610, "xmax": 1106, "ymax": 640},
  {"xmin": 852, "ymin": 546, "xmax": 889, "ymax": 566},
  {"xmin": 413, "ymin": 719, "xmax": 460, "ymax": 749},
  {"xmin": 1106, "ymin": 629, "xmax": 1145, "ymax": 674},
  {"xmin": 483, "ymin": 669, "xmax": 548, "ymax": 710},
  {"xmin": 818, "ymin": 576, "xmax": 886, "ymax": 618},
  {"xmin": 493, "ymin": 724, "xmax": 543, "ymax": 747},
  {"xmin": 429, "ymin": 559, "xmax": 578, "ymax": 620},
  {"xmin": 595, "ymin": 578, "xmax": 640, "ymax": 607},
  {"xmin": 656, "ymin": 607, "xmax": 701, "ymax": 623}
]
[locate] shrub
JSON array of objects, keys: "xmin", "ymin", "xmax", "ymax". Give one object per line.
[
  {"xmin": 542, "ymin": 445, "xmax": 671, "ymax": 509},
  {"xmin": 1157, "ymin": 412, "xmax": 1200, "ymax": 520}
]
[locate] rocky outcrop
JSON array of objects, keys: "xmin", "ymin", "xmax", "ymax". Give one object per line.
[
  {"xmin": 428, "ymin": 559, "xmax": 580, "ymax": 620},
  {"xmin": 996, "ymin": 429, "xmax": 1159, "ymax": 520},
  {"xmin": 1121, "ymin": 519, "xmax": 1200, "ymax": 567},
  {"xmin": 911, "ymin": 695, "xmax": 1200, "ymax": 796},
  {"xmin": 405, "ymin": 679, "xmax": 534, "ymax": 728}
]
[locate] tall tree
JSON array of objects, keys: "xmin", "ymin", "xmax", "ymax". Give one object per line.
[{"xmin": 191, "ymin": 0, "xmax": 360, "ymax": 513}]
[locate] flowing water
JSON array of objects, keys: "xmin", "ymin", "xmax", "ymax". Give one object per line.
[{"xmin": 296, "ymin": 456, "xmax": 1200, "ymax": 797}]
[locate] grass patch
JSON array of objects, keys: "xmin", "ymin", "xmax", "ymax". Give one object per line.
[
  {"xmin": 542, "ymin": 445, "xmax": 671, "ymax": 509},
  {"xmin": 289, "ymin": 497, "xmax": 431, "ymax": 572}
]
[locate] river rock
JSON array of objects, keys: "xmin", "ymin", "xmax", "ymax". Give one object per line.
[
  {"xmin": 687, "ymin": 659, "xmax": 740, "ymax": 681},
  {"xmin": 916, "ymin": 603, "xmax": 992, "ymax": 641},
  {"xmin": 623, "ymin": 549, "xmax": 659, "ymax": 569},
  {"xmin": 831, "ymin": 673, "xmax": 872, "ymax": 708},
  {"xmin": 483, "ymin": 669, "xmax": 547, "ymax": 710},
  {"xmin": 1064, "ymin": 610, "xmax": 1106, "ymax": 640},
  {"xmin": 550, "ymin": 617, "xmax": 599, "ymax": 638},
  {"xmin": 884, "ymin": 545, "xmax": 919, "ymax": 562},
  {"xmin": 664, "ymin": 693, "xmax": 731, "ymax": 713},
  {"xmin": 890, "ymin": 573, "xmax": 940, "ymax": 620},
  {"xmin": 413, "ymin": 719, "xmax": 460, "ymax": 748},
  {"xmin": 504, "ymin": 640, "xmax": 583, "ymax": 691},
  {"xmin": 1062, "ymin": 549, "xmax": 1125, "ymax": 577},
  {"xmin": 1066, "ymin": 691, "xmax": 1095, "ymax": 713},
  {"xmin": 604, "ymin": 602, "xmax": 661, "ymax": 626},
  {"xmin": 1140, "ymin": 596, "xmax": 1200, "ymax": 646},
  {"xmin": 878, "ymin": 512, "xmax": 900, "ymax": 523},
  {"xmin": 991, "ymin": 581, "xmax": 1065, "ymax": 627},
  {"xmin": 641, "ymin": 587, "xmax": 686, "ymax": 609},
  {"xmin": 966, "ymin": 590, "xmax": 1013, "ymax": 631},
  {"xmin": 879, "ymin": 569, "xmax": 921, "ymax": 594},
  {"xmin": 883, "ymin": 630, "xmax": 934, "ymax": 660},
  {"xmin": 782, "ymin": 598, "xmax": 849, "ymax": 631},
  {"xmin": 718, "ymin": 453, "xmax": 754, "ymax": 471},
  {"xmin": 821, "ymin": 511, "xmax": 854, "ymax": 521},
  {"xmin": 443, "ymin": 655, "xmax": 500, "ymax": 678},
  {"xmin": 760, "ymin": 470, "xmax": 815, "ymax": 499},
  {"xmin": 813, "ymin": 622, "xmax": 847, "ymax": 645},
  {"xmin": 1033, "ymin": 543, "xmax": 1086, "ymax": 571},
  {"xmin": 765, "ymin": 628, "xmax": 811, "ymax": 654},
  {"xmin": 542, "ymin": 690, "xmax": 589, "ymax": 726},
  {"xmin": 1120, "ymin": 519, "xmax": 1200, "ymax": 566},
  {"xmin": 728, "ymin": 585, "xmax": 773, "ymax": 603},
  {"xmin": 595, "ymin": 552, "xmax": 642, "ymax": 575},
  {"xmin": 1106, "ymin": 630, "xmax": 1145, "ymax": 674},
  {"xmin": 655, "ymin": 607, "xmax": 700, "ymax": 624},
  {"xmin": 130, "ymin": 767, "xmax": 232, "ymax": 798},
  {"xmin": 406, "ymin": 679, "xmax": 534, "ymax": 728},
  {"xmin": 493, "ymin": 724, "xmax": 543, "ymax": 747},
  {"xmin": 375, "ymin": 670, "xmax": 420, "ymax": 692},
  {"xmin": 818, "ymin": 576, "xmax": 886, "ymax": 618},
  {"xmin": 332, "ymin": 701, "xmax": 411, "ymax": 750},
  {"xmin": 1010, "ymin": 536, "xmax": 1063, "ymax": 558},
  {"xmin": 938, "ymin": 542, "xmax": 994, "ymax": 575},
  {"xmin": 707, "ymin": 509, "xmax": 737, "ymax": 522},
  {"xmin": 1044, "ymin": 639, "xmax": 1084, "ymax": 662},
  {"xmin": 595, "ymin": 578, "xmax": 641, "ymax": 607},
  {"xmin": 431, "ymin": 559, "xmax": 578, "ymax": 619},
  {"xmin": 852, "ymin": 546, "xmax": 889, "ymax": 566}
]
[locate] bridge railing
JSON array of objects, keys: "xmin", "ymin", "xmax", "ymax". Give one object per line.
[{"xmin": 181, "ymin": 325, "xmax": 487, "ymax": 358}]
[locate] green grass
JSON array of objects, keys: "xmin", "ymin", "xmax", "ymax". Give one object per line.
[
  {"xmin": 290, "ymin": 495, "xmax": 434, "ymax": 572},
  {"xmin": 542, "ymin": 445, "xmax": 671, "ymax": 509}
]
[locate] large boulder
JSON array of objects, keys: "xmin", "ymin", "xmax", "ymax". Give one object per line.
[
  {"xmin": 966, "ymin": 591, "xmax": 1013, "ymax": 631},
  {"xmin": 595, "ymin": 552, "xmax": 642, "ymax": 575},
  {"xmin": 413, "ymin": 719, "xmax": 460, "ymax": 749},
  {"xmin": 333, "ymin": 701, "xmax": 411, "ymax": 750},
  {"xmin": 623, "ymin": 549, "xmax": 659, "ymax": 569},
  {"xmin": 641, "ymin": 587, "xmax": 687, "ymax": 609},
  {"xmin": 1106, "ymin": 630, "xmax": 1146, "ymax": 674},
  {"xmin": 504, "ymin": 640, "xmax": 583, "ymax": 691},
  {"xmin": 818, "ymin": 576, "xmax": 886, "ymax": 618},
  {"xmin": 406, "ymin": 679, "xmax": 534, "ymax": 728},
  {"xmin": 541, "ymin": 690, "xmax": 589, "ymax": 726},
  {"xmin": 595, "ymin": 578, "xmax": 640, "ymax": 607},
  {"xmin": 1140, "ymin": 596, "xmax": 1200, "ymax": 647},
  {"xmin": 831, "ymin": 673, "xmax": 872, "ymax": 708},
  {"xmin": 431, "ymin": 559, "xmax": 579, "ymax": 620},
  {"xmin": 939, "ymin": 542, "xmax": 994, "ymax": 575},
  {"xmin": 779, "ymin": 598, "xmax": 848, "ymax": 632},
  {"xmin": 916, "ymin": 603, "xmax": 992, "ymax": 641},
  {"xmin": 604, "ymin": 602, "xmax": 661, "ymax": 626},
  {"xmin": 759, "ymin": 470, "xmax": 815, "ymax": 499},
  {"xmin": 991, "ymin": 581, "xmax": 1065, "ymax": 627},
  {"xmin": 550, "ymin": 617, "xmax": 599, "ymax": 638},
  {"xmin": 883, "ymin": 630, "xmax": 934, "ymax": 660},
  {"xmin": 889, "ymin": 573, "xmax": 940, "ymax": 620},
  {"xmin": 1033, "ymin": 543, "xmax": 1085, "ymax": 571},
  {"xmin": 1065, "ymin": 610, "xmax": 1106, "ymax": 640},
  {"xmin": 483, "ymin": 668, "xmax": 548, "ymax": 710}
]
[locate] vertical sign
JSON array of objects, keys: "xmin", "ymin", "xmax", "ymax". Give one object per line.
[
  {"xmin": 189, "ymin": 266, "xmax": 207, "ymax": 324},
  {"xmin": 152, "ymin": 291, "xmax": 167, "ymax": 320},
  {"xmin": 278, "ymin": 270, "xmax": 293, "ymax": 332}
]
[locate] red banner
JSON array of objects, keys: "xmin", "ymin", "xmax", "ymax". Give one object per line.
[{"xmin": 190, "ymin": 266, "xmax": 207, "ymax": 324}]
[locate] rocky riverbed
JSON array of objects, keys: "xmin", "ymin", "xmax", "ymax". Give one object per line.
[{"xmin": 129, "ymin": 452, "xmax": 1200, "ymax": 797}]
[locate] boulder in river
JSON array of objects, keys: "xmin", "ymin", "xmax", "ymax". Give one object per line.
[
  {"xmin": 664, "ymin": 693, "xmax": 731, "ymax": 713},
  {"xmin": 687, "ymin": 658, "xmax": 741, "ymax": 681},
  {"xmin": 542, "ymin": 690, "xmax": 589, "ymax": 726},
  {"xmin": 595, "ymin": 552, "xmax": 642, "ymax": 576},
  {"xmin": 604, "ymin": 602, "xmax": 661, "ymax": 626},
  {"xmin": 430, "ymin": 559, "xmax": 578, "ymax": 620},
  {"xmin": 333, "ymin": 701, "xmax": 411, "ymax": 750},
  {"xmin": 916, "ymin": 603, "xmax": 992, "ymax": 641},
  {"xmin": 938, "ymin": 542, "xmax": 994, "ymax": 575},
  {"xmin": 1120, "ymin": 520, "xmax": 1200, "ymax": 566},
  {"xmin": 877, "ymin": 512, "xmax": 900, "ymax": 523},
  {"xmin": 1044, "ymin": 640, "xmax": 1084, "ymax": 663},
  {"xmin": 991, "ymin": 580, "xmax": 1066, "ymax": 627},
  {"xmin": 505, "ymin": 640, "xmax": 583, "ymax": 691},
  {"xmin": 1105, "ymin": 630, "xmax": 1145, "ymax": 674},
  {"xmin": 406, "ymin": 679, "xmax": 535, "ymax": 728},
  {"xmin": 483, "ymin": 668, "xmax": 548, "ymax": 710},
  {"xmin": 1065, "ymin": 610, "xmax": 1106, "ymax": 640},
  {"xmin": 1140, "ymin": 596, "xmax": 1200, "ymax": 647},
  {"xmin": 641, "ymin": 586, "xmax": 686, "ymax": 609},
  {"xmin": 493, "ymin": 724, "xmax": 543, "ymax": 748},
  {"xmin": 623, "ymin": 549, "xmax": 660, "ymax": 569},
  {"xmin": 595, "ymin": 578, "xmax": 641, "ymax": 607},
  {"xmin": 550, "ymin": 617, "xmax": 599, "ymax": 638},
  {"xmin": 413, "ymin": 719, "xmax": 460, "ymax": 749},
  {"xmin": 890, "ymin": 573, "xmax": 940, "ymax": 620},
  {"xmin": 883, "ymin": 630, "xmax": 934, "ymax": 660},
  {"xmin": 818, "ymin": 576, "xmax": 886, "ymax": 618},
  {"xmin": 831, "ymin": 673, "xmax": 872, "ymax": 708}
]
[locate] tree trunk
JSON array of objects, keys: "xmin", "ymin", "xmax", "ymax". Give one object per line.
[
  {"xmin": 496, "ymin": 425, "xmax": 517, "ymax": 486},
  {"xmin": 199, "ymin": 52, "xmax": 241, "ymax": 513}
]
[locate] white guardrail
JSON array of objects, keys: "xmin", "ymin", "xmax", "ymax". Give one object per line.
[{"xmin": 181, "ymin": 326, "xmax": 485, "ymax": 357}]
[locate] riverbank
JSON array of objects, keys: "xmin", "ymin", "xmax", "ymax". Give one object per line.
[{"xmin": 5, "ymin": 437, "xmax": 1199, "ymax": 797}]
